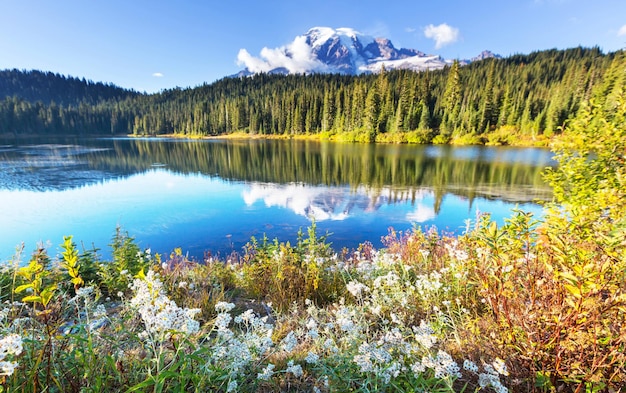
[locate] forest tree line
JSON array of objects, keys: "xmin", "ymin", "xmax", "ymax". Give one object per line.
[{"xmin": 0, "ymin": 47, "xmax": 623, "ymax": 144}]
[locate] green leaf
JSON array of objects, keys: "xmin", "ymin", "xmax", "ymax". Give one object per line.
[
  {"xmin": 40, "ymin": 285, "xmax": 57, "ymax": 306},
  {"xmin": 14, "ymin": 283, "xmax": 34, "ymax": 293},
  {"xmin": 22, "ymin": 295, "xmax": 42, "ymax": 303},
  {"xmin": 126, "ymin": 377, "xmax": 156, "ymax": 392},
  {"xmin": 558, "ymin": 271, "xmax": 579, "ymax": 285},
  {"xmin": 563, "ymin": 284, "xmax": 582, "ymax": 299}
]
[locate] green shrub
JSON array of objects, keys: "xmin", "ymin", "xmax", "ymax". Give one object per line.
[
  {"xmin": 240, "ymin": 224, "xmax": 345, "ymax": 311},
  {"xmin": 97, "ymin": 227, "xmax": 154, "ymax": 297},
  {"xmin": 466, "ymin": 75, "xmax": 626, "ymax": 391}
]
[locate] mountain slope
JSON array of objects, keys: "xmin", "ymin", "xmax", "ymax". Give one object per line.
[{"xmin": 236, "ymin": 27, "xmax": 499, "ymax": 76}]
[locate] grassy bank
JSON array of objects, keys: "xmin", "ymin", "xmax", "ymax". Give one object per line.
[{"xmin": 159, "ymin": 127, "xmax": 553, "ymax": 147}]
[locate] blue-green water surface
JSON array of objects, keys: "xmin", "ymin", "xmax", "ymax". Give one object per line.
[{"xmin": 0, "ymin": 137, "xmax": 553, "ymax": 261}]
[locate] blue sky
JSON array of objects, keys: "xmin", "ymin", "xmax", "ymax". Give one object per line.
[{"xmin": 1, "ymin": 0, "xmax": 625, "ymax": 93}]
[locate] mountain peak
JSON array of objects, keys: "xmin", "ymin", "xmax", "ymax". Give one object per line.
[
  {"xmin": 236, "ymin": 27, "xmax": 499, "ymax": 77},
  {"xmin": 471, "ymin": 50, "xmax": 502, "ymax": 62}
]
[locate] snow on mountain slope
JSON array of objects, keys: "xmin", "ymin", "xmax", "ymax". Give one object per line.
[{"xmin": 358, "ymin": 55, "xmax": 448, "ymax": 73}]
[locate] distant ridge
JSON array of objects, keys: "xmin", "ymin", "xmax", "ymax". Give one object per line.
[{"xmin": 0, "ymin": 69, "xmax": 139, "ymax": 106}]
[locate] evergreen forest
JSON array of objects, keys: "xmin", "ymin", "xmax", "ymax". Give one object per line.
[{"xmin": 0, "ymin": 47, "xmax": 623, "ymax": 145}]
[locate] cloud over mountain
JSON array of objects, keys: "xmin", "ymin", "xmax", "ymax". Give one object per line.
[
  {"xmin": 237, "ymin": 35, "xmax": 328, "ymax": 74},
  {"xmin": 423, "ymin": 23, "xmax": 460, "ymax": 49}
]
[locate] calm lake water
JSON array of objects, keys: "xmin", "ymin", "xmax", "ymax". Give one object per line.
[{"xmin": 0, "ymin": 137, "xmax": 554, "ymax": 262}]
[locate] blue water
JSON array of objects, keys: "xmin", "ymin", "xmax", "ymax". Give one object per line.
[{"xmin": 0, "ymin": 138, "xmax": 553, "ymax": 262}]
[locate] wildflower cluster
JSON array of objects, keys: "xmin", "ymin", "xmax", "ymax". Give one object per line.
[
  {"xmin": 66, "ymin": 286, "xmax": 109, "ymax": 333},
  {"xmin": 464, "ymin": 359, "xmax": 509, "ymax": 393},
  {"xmin": 0, "ymin": 334, "xmax": 22, "ymax": 376},
  {"xmin": 206, "ymin": 301, "xmax": 275, "ymax": 381},
  {"xmin": 129, "ymin": 269, "xmax": 200, "ymax": 341}
]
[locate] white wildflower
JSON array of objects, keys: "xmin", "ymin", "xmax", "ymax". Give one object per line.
[
  {"xmin": 334, "ymin": 306, "xmax": 355, "ymax": 332},
  {"xmin": 346, "ymin": 280, "xmax": 370, "ymax": 297},
  {"xmin": 479, "ymin": 372, "xmax": 493, "ymax": 387},
  {"xmin": 234, "ymin": 309, "xmax": 255, "ymax": 325},
  {"xmin": 478, "ymin": 371, "xmax": 508, "ymax": 392},
  {"xmin": 75, "ymin": 286, "xmax": 94, "ymax": 298},
  {"xmin": 257, "ymin": 363, "xmax": 275, "ymax": 380},
  {"xmin": 280, "ymin": 331, "xmax": 298, "ymax": 353},
  {"xmin": 129, "ymin": 270, "xmax": 200, "ymax": 339},
  {"xmin": 411, "ymin": 360, "xmax": 426, "ymax": 376},
  {"xmin": 215, "ymin": 302, "xmax": 235, "ymax": 313},
  {"xmin": 424, "ymin": 350, "xmax": 462, "ymax": 379},
  {"xmin": 305, "ymin": 318, "xmax": 319, "ymax": 339},
  {"xmin": 370, "ymin": 304, "xmax": 382, "ymax": 315},
  {"xmin": 412, "ymin": 321, "xmax": 437, "ymax": 350},
  {"xmin": 390, "ymin": 312, "xmax": 403, "ymax": 325},
  {"xmin": 492, "ymin": 358, "xmax": 509, "ymax": 376},
  {"xmin": 305, "ymin": 317, "xmax": 318, "ymax": 331},
  {"xmin": 0, "ymin": 361, "xmax": 18, "ymax": 376},
  {"xmin": 463, "ymin": 359, "xmax": 479, "ymax": 373},
  {"xmin": 305, "ymin": 351, "xmax": 319, "ymax": 364},
  {"xmin": 285, "ymin": 360, "xmax": 303, "ymax": 378},
  {"xmin": 214, "ymin": 312, "xmax": 232, "ymax": 332},
  {"xmin": 381, "ymin": 361, "xmax": 401, "ymax": 383},
  {"xmin": 353, "ymin": 352, "xmax": 374, "ymax": 373},
  {"xmin": 0, "ymin": 334, "xmax": 23, "ymax": 357},
  {"xmin": 353, "ymin": 341, "xmax": 392, "ymax": 374},
  {"xmin": 0, "ymin": 334, "xmax": 23, "ymax": 376},
  {"xmin": 323, "ymin": 338, "xmax": 338, "ymax": 353}
]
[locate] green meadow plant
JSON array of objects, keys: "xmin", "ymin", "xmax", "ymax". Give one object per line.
[
  {"xmin": 158, "ymin": 248, "xmax": 238, "ymax": 323},
  {"xmin": 98, "ymin": 227, "xmax": 154, "ymax": 298},
  {"xmin": 60, "ymin": 236, "xmax": 84, "ymax": 291},
  {"xmin": 240, "ymin": 223, "xmax": 344, "ymax": 311}
]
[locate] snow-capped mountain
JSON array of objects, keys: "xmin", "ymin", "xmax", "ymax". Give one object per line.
[{"xmin": 236, "ymin": 27, "xmax": 499, "ymax": 76}]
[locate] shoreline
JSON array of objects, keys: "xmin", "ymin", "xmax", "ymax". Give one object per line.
[
  {"xmin": 129, "ymin": 130, "xmax": 554, "ymax": 147},
  {"xmin": 1, "ymin": 130, "xmax": 554, "ymax": 147}
]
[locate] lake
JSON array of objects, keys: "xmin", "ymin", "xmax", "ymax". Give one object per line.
[{"xmin": 0, "ymin": 137, "xmax": 554, "ymax": 262}]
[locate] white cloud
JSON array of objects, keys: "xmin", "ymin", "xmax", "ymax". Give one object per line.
[
  {"xmin": 406, "ymin": 203, "xmax": 436, "ymax": 223},
  {"xmin": 618, "ymin": 24, "xmax": 626, "ymax": 36},
  {"xmin": 237, "ymin": 35, "xmax": 328, "ymax": 74},
  {"xmin": 242, "ymin": 183, "xmax": 349, "ymax": 221},
  {"xmin": 152, "ymin": 72, "xmax": 164, "ymax": 77},
  {"xmin": 423, "ymin": 23, "xmax": 460, "ymax": 49}
]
